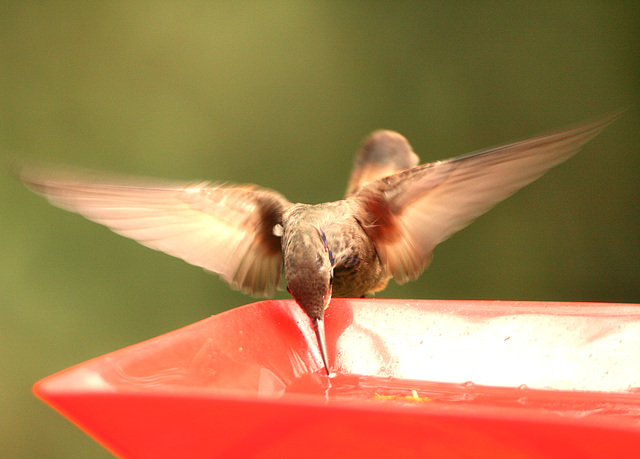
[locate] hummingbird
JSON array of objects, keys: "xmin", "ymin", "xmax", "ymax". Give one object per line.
[{"xmin": 15, "ymin": 113, "xmax": 620, "ymax": 375}]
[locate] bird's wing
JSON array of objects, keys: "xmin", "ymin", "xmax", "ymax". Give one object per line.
[
  {"xmin": 345, "ymin": 130, "xmax": 420, "ymax": 197},
  {"xmin": 354, "ymin": 112, "xmax": 621, "ymax": 283},
  {"xmin": 17, "ymin": 163, "xmax": 291, "ymax": 296}
]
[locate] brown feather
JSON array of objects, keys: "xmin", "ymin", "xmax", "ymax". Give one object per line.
[
  {"xmin": 17, "ymin": 162, "xmax": 291, "ymax": 296},
  {"xmin": 354, "ymin": 112, "xmax": 622, "ymax": 283},
  {"xmin": 346, "ymin": 130, "xmax": 419, "ymax": 196}
]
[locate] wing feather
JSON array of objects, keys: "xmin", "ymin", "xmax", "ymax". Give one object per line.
[
  {"xmin": 355, "ymin": 112, "xmax": 621, "ymax": 283},
  {"xmin": 345, "ymin": 130, "xmax": 420, "ymax": 196},
  {"xmin": 17, "ymin": 163, "xmax": 291, "ymax": 296}
]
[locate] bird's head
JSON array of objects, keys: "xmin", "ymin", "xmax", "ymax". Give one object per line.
[
  {"xmin": 283, "ymin": 225, "xmax": 334, "ymax": 374},
  {"xmin": 284, "ymin": 227, "xmax": 333, "ymax": 321}
]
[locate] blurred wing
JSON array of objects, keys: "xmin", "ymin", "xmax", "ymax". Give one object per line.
[
  {"xmin": 345, "ymin": 130, "xmax": 420, "ymax": 197},
  {"xmin": 18, "ymin": 163, "xmax": 291, "ymax": 296},
  {"xmin": 354, "ymin": 112, "xmax": 621, "ymax": 283}
]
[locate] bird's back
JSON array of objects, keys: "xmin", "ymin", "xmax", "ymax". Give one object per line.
[{"xmin": 318, "ymin": 201, "xmax": 387, "ymax": 298}]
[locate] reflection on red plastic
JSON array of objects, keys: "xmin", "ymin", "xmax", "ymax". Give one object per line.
[{"xmin": 34, "ymin": 299, "xmax": 640, "ymax": 458}]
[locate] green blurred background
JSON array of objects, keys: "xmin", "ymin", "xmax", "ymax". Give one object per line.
[{"xmin": 1, "ymin": 2, "xmax": 638, "ymax": 457}]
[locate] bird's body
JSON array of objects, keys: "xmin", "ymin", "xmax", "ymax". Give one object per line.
[
  {"xmin": 283, "ymin": 202, "xmax": 386, "ymax": 299},
  {"xmin": 15, "ymin": 113, "xmax": 621, "ymax": 375}
]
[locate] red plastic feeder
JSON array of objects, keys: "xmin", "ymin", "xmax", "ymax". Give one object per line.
[{"xmin": 34, "ymin": 299, "xmax": 640, "ymax": 458}]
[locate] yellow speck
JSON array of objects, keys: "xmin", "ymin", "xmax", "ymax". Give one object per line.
[{"xmin": 373, "ymin": 390, "xmax": 431, "ymax": 403}]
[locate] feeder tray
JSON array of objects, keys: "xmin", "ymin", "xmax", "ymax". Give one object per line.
[{"xmin": 34, "ymin": 299, "xmax": 640, "ymax": 458}]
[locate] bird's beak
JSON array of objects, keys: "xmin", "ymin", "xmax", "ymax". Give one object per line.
[{"xmin": 313, "ymin": 317, "xmax": 330, "ymax": 376}]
